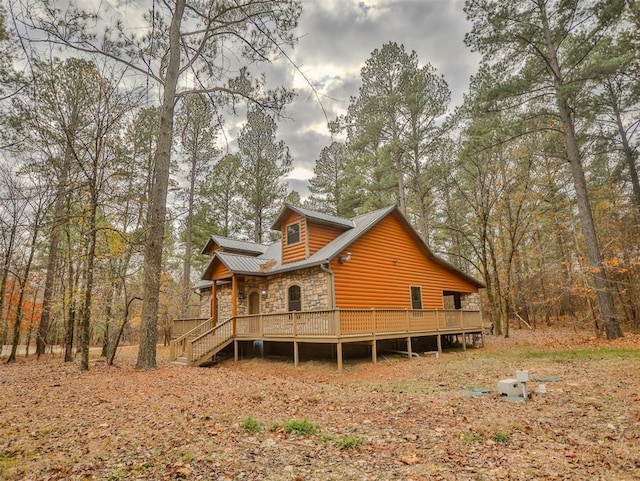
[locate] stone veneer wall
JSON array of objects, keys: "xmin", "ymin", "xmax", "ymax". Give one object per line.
[
  {"xmin": 199, "ymin": 289, "xmax": 212, "ymax": 318},
  {"xmin": 461, "ymin": 292, "xmax": 482, "ymax": 311},
  {"xmin": 202, "ymin": 279, "xmax": 481, "ymax": 318},
  {"xmin": 207, "ymin": 266, "xmax": 331, "ymax": 320}
]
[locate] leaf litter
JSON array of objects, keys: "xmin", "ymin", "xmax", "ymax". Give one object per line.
[{"xmin": 0, "ymin": 326, "xmax": 639, "ymax": 480}]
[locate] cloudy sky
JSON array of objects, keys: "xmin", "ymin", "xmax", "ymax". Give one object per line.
[
  {"xmin": 271, "ymin": 0, "xmax": 481, "ymax": 196},
  {"xmin": 23, "ymin": 0, "xmax": 479, "ymax": 196}
]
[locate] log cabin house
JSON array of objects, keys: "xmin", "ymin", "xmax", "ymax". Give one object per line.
[{"xmin": 170, "ymin": 204, "xmax": 485, "ymax": 369}]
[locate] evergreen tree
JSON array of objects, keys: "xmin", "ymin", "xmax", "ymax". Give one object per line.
[
  {"xmin": 464, "ymin": 0, "xmax": 626, "ymax": 338},
  {"xmin": 237, "ymin": 107, "xmax": 292, "ymax": 243}
]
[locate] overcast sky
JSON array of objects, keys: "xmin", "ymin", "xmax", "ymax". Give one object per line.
[
  {"xmin": 269, "ymin": 0, "xmax": 481, "ymax": 197},
  {"xmin": 34, "ymin": 0, "xmax": 479, "ymax": 197}
]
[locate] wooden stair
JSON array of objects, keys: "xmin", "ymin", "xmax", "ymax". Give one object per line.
[{"xmin": 169, "ymin": 317, "xmax": 235, "ymax": 367}]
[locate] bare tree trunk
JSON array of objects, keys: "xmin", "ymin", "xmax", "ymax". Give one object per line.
[
  {"xmin": 79, "ymin": 191, "xmax": 98, "ymax": 371},
  {"xmin": 394, "ymin": 152, "xmax": 406, "ymax": 215},
  {"xmin": 609, "ymin": 83, "xmax": 640, "ymax": 211},
  {"xmin": 136, "ymin": 0, "xmax": 186, "ymax": 370},
  {"xmin": 64, "ymin": 228, "xmax": 77, "ymax": 363},
  {"xmin": 181, "ymin": 151, "xmax": 197, "ymax": 318},
  {"xmin": 0, "ymin": 223, "xmax": 16, "ymax": 340},
  {"xmin": 7, "ymin": 216, "xmax": 40, "ymax": 363},
  {"xmin": 37, "ymin": 159, "xmax": 69, "ymax": 357}
]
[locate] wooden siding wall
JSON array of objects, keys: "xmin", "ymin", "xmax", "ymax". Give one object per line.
[
  {"xmin": 308, "ymin": 223, "xmax": 344, "ymax": 256},
  {"xmin": 281, "ymin": 212, "xmax": 307, "ymax": 264},
  {"xmin": 211, "ymin": 261, "xmax": 231, "ymax": 280},
  {"xmin": 333, "ymin": 212, "xmax": 479, "ymax": 309}
]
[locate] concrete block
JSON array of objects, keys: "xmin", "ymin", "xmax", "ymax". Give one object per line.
[{"xmin": 498, "ymin": 378, "xmax": 523, "ymax": 397}]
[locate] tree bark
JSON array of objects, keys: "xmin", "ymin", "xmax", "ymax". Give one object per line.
[
  {"xmin": 79, "ymin": 188, "xmax": 98, "ymax": 371},
  {"xmin": 136, "ymin": 0, "xmax": 186, "ymax": 370},
  {"xmin": 37, "ymin": 157, "xmax": 69, "ymax": 357}
]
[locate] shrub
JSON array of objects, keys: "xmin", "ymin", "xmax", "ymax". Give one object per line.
[
  {"xmin": 242, "ymin": 415, "xmax": 262, "ymax": 433},
  {"xmin": 337, "ymin": 435, "xmax": 363, "ymax": 450},
  {"xmin": 283, "ymin": 418, "xmax": 318, "ymax": 435}
]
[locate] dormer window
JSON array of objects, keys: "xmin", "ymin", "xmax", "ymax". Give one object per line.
[{"xmin": 286, "ymin": 222, "xmax": 301, "ymax": 245}]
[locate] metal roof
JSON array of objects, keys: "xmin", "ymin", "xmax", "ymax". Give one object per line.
[
  {"xmin": 271, "ymin": 203, "xmax": 354, "ymax": 230},
  {"xmin": 201, "ymin": 235, "xmax": 268, "ymax": 255},
  {"xmin": 203, "ymin": 206, "xmax": 394, "ymax": 279},
  {"xmin": 201, "ymin": 204, "xmax": 484, "ymax": 288}
]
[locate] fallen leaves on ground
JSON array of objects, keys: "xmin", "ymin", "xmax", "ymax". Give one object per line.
[{"xmin": 1, "ymin": 326, "xmax": 639, "ymax": 480}]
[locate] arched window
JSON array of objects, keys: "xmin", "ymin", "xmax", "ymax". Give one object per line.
[{"xmin": 288, "ymin": 285, "xmax": 301, "ymax": 312}]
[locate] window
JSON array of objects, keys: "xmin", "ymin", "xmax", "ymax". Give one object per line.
[
  {"xmin": 288, "ymin": 285, "xmax": 302, "ymax": 312},
  {"xmin": 286, "ymin": 222, "xmax": 301, "ymax": 245},
  {"xmin": 410, "ymin": 286, "xmax": 423, "ymax": 310}
]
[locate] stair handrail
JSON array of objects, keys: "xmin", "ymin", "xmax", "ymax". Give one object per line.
[
  {"xmin": 188, "ymin": 317, "xmax": 235, "ymax": 365},
  {"xmin": 169, "ymin": 317, "xmax": 214, "ymax": 361}
]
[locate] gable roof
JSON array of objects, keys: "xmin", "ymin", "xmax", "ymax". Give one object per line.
[
  {"xmin": 202, "ymin": 205, "xmax": 484, "ymax": 288},
  {"xmin": 271, "ymin": 203, "xmax": 354, "ymax": 230},
  {"xmin": 201, "ymin": 234, "xmax": 269, "ymax": 256}
]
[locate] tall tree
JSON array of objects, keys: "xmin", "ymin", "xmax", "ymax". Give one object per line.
[
  {"xmin": 464, "ymin": 0, "xmax": 626, "ymax": 338},
  {"xmin": 307, "ymin": 142, "xmax": 350, "ymax": 216},
  {"xmin": 15, "ymin": 0, "xmax": 301, "ymax": 368},
  {"xmin": 176, "ymin": 94, "xmax": 220, "ymax": 318},
  {"xmin": 197, "ymin": 153, "xmax": 243, "ymax": 240},
  {"xmin": 237, "ymin": 107, "xmax": 292, "ymax": 243},
  {"xmin": 339, "ymin": 42, "xmax": 451, "ymax": 226}
]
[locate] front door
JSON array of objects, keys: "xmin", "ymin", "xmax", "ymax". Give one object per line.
[{"xmin": 249, "ymin": 291, "xmax": 260, "ymax": 314}]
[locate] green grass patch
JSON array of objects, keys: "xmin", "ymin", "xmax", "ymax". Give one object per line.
[
  {"xmin": 282, "ymin": 418, "xmax": 318, "ymax": 436},
  {"xmin": 523, "ymin": 347, "xmax": 640, "ymax": 360},
  {"xmin": 182, "ymin": 452, "xmax": 195, "ymax": 463},
  {"xmin": 461, "ymin": 432, "xmax": 484, "ymax": 443},
  {"xmin": 241, "ymin": 415, "xmax": 262, "ymax": 433},
  {"xmin": 493, "ymin": 431, "xmax": 510, "ymax": 443},
  {"xmin": 0, "ymin": 451, "xmax": 17, "ymax": 472},
  {"xmin": 337, "ymin": 435, "xmax": 363, "ymax": 450}
]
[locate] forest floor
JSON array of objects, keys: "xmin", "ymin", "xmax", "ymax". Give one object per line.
[{"xmin": 1, "ymin": 325, "xmax": 639, "ymax": 481}]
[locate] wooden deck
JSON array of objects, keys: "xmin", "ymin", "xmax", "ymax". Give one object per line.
[{"xmin": 170, "ymin": 309, "xmax": 483, "ymax": 369}]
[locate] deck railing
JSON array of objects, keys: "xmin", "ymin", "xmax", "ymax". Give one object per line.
[
  {"xmin": 188, "ymin": 317, "xmax": 235, "ymax": 365},
  {"xmin": 171, "ymin": 309, "xmax": 483, "ymax": 364},
  {"xmin": 169, "ymin": 317, "xmax": 213, "ymax": 360},
  {"xmin": 234, "ymin": 308, "xmax": 482, "ymax": 339}
]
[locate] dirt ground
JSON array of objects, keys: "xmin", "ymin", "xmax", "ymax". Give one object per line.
[{"xmin": 1, "ymin": 326, "xmax": 639, "ymax": 481}]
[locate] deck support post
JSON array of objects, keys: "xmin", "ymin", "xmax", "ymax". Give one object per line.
[
  {"xmin": 406, "ymin": 337, "xmax": 412, "ymax": 359},
  {"xmin": 371, "ymin": 339, "xmax": 377, "ymax": 364},
  {"xmin": 337, "ymin": 341, "xmax": 343, "ymax": 372},
  {"xmin": 437, "ymin": 334, "xmax": 442, "ymax": 354},
  {"xmin": 234, "ymin": 339, "xmax": 238, "ymax": 361},
  {"xmin": 462, "ymin": 332, "xmax": 467, "ymax": 351},
  {"xmin": 293, "ymin": 341, "xmax": 299, "ymax": 368}
]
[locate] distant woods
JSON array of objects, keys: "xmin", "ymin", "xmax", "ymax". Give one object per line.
[{"xmin": 0, "ymin": 1, "xmax": 638, "ymax": 368}]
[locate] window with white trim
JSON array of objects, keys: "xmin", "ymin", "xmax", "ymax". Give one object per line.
[
  {"xmin": 286, "ymin": 222, "xmax": 301, "ymax": 245},
  {"xmin": 410, "ymin": 286, "xmax": 423, "ymax": 310}
]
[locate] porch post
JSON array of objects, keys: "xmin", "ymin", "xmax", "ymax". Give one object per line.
[
  {"xmin": 337, "ymin": 341, "xmax": 343, "ymax": 372},
  {"xmin": 437, "ymin": 334, "xmax": 442, "ymax": 354},
  {"xmin": 293, "ymin": 341, "xmax": 299, "ymax": 368},
  {"xmin": 406, "ymin": 337, "xmax": 412, "ymax": 359},
  {"xmin": 231, "ymin": 275, "xmax": 238, "ymax": 317},
  {"xmin": 371, "ymin": 339, "xmax": 377, "ymax": 364},
  {"xmin": 212, "ymin": 281, "xmax": 218, "ymax": 325},
  {"xmin": 462, "ymin": 332, "xmax": 467, "ymax": 351},
  {"xmin": 234, "ymin": 339, "xmax": 238, "ymax": 361}
]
